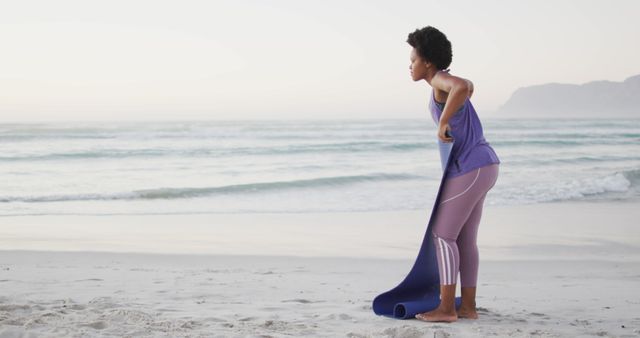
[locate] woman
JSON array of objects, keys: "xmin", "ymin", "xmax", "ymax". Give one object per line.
[{"xmin": 407, "ymin": 26, "xmax": 500, "ymax": 322}]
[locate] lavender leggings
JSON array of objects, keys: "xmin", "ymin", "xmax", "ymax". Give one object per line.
[{"xmin": 432, "ymin": 163, "xmax": 499, "ymax": 287}]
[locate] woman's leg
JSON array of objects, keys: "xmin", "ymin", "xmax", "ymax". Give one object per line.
[
  {"xmin": 455, "ymin": 193, "xmax": 486, "ymax": 319},
  {"xmin": 432, "ymin": 167, "xmax": 493, "ymax": 287},
  {"xmin": 456, "ymin": 165, "xmax": 498, "ymax": 318},
  {"xmin": 416, "ymin": 164, "xmax": 499, "ymax": 322},
  {"xmin": 457, "ymin": 193, "xmax": 486, "ymax": 288}
]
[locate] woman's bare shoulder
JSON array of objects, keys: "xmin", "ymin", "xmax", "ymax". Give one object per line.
[{"xmin": 432, "ymin": 71, "xmax": 473, "ymax": 98}]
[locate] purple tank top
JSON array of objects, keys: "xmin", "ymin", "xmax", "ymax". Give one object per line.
[{"xmin": 429, "ymin": 74, "xmax": 500, "ymax": 178}]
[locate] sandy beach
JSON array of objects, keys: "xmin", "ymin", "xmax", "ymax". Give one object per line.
[
  {"xmin": 1, "ymin": 252, "xmax": 639, "ymax": 338},
  {"xmin": 1, "ymin": 201, "xmax": 640, "ymax": 337}
]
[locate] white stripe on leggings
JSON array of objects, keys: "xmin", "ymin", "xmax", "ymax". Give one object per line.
[
  {"xmin": 437, "ymin": 237, "xmax": 448, "ymax": 284},
  {"xmin": 438, "ymin": 237, "xmax": 452, "ymax": 284},
  {"xmin": 438, "ymin": 236, "xmax": 457, "ymax": 285},
  {"xmin": 445, "ymin": 239, "xmax": 455, "ymax": 284},
  {"xmin": 440, "ymin": 167, "xmax": 481, "ymax": 205}
]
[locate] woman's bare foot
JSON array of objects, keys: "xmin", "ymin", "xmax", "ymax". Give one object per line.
[
  {"xmin": 456, "ymin": 306, "xmax": 478, "ymax": 319},
  {"xmin": 459, "ymin": 287, "xmax": 478, "ymax": 319},
  {"xmin": 414, "ymin": 307, "xmax": 458, "ymax": 323}
]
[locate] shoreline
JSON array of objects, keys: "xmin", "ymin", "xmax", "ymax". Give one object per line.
[{"xmin": 1, "ymin": 200, "xmax": 639, "ymax": 261}]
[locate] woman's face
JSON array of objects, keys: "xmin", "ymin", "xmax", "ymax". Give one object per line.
[{"xmin": 409, "ymin": 48, "xmax": 428, "ymax": 81}]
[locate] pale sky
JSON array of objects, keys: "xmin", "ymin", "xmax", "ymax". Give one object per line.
[{"xmin": 1, "ymin": 0, "xmax": 638, "ymax": 121}]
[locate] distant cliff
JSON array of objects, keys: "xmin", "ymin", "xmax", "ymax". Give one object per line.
[{"xmin": 496, "ymin": 74, "xmax": 640, "ymax": 118}]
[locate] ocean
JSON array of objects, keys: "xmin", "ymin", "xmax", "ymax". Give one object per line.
[{"xmin": 1, "ymin": 118, "xmax": 639, "ymax": 216}]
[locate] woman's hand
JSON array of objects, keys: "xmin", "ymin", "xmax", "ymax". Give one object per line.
[{"xmin": 438, "ymin": 122, "xmax": 454, "ymax": 143}]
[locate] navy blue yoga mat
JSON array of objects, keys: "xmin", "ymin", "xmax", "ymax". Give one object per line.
[{"xmin": 372, "ymin": 138, "xmax": 463, "ymax": 319}]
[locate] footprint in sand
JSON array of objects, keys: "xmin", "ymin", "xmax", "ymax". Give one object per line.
[
  {"xmin": 80, "ymin": 320, "xmax": 108, "ymax": 329},
  {"xmin": 281, "ymin": 298, "xmax": 319, "ymax": 304},
  {"xmin": 530, "ymin": 312, "xmax": 551, "ymax": 319}
]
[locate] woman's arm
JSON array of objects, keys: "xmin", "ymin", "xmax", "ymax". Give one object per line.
[
  {"xmin": 431, "ymin": 72, "xmax": 472, "ymax": 126},
  {"xmin": 431, "ymin": 72, "xmax": 472, "ymax": 142}
]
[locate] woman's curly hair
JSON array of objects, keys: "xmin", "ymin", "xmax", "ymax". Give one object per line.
[{"xmin": 406, "ymin": 26, "xmax": 452, "ymax": 71}]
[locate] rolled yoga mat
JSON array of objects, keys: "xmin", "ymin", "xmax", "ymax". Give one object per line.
[{"xmin": 372, "ymin": 138, "xmax": 463, "ymax": 319}]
